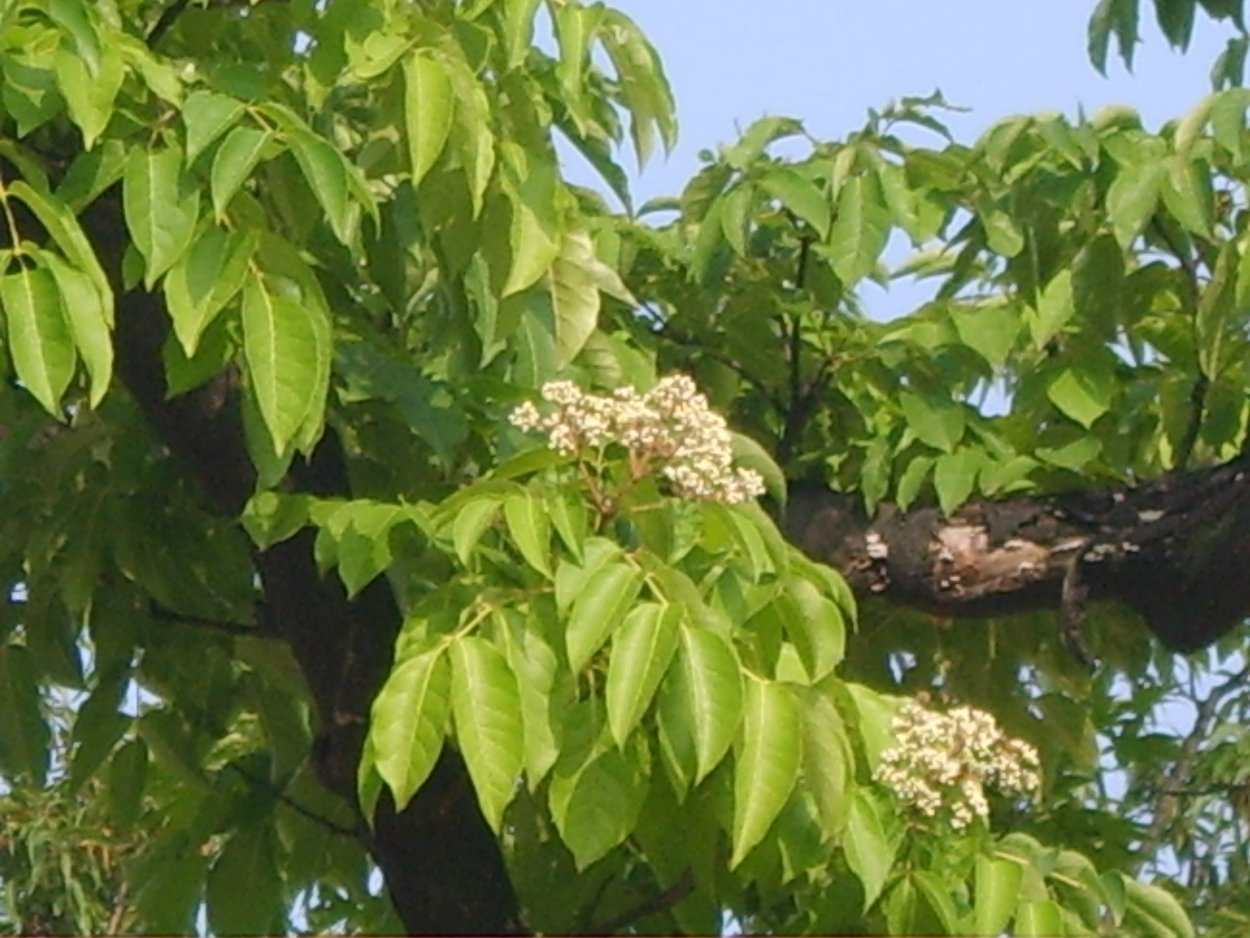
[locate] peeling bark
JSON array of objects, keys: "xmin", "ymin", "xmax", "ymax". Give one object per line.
[{"xmin": 785, "ymin": 455, "xmax": 1250, "ymax": 652}]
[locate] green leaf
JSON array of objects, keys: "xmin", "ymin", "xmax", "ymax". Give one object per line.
[
  {"xmin": 183, "ymin": 90, "xmax": 245, "ymax": 163},
  {"xmin": 827, "ymin": 173, "xmax": 891, "ymax": 285},
  {"xmin": 549, "ymin": 229, "xmax": 602, "ymax": 365},
  {"xmin": 899, "ymin": 391, "xmax": 965, "ymax": 453},
  {"xmin": 241, "ymin": 269, "xmax": 330, "ymax": 453},
  {"xmin": 48, "ymin": 0, "xmax": 101, "ymax": 76},
  {"xmin": 503, "ymin": 490, "xmax": 553, "ymax": 577},
  {"xmin": 934, "ymin": 447, "xmax": 983, "ymax": 516},
  {"xmin": 949, "ymin": 300, "xmax": 1020, "ymax": 367},
  {"xmin": 657, "ymin": 624, "xmax": 744, "ymax": 787},
  {"xmin": 502, "ymin": 613, "xmax": 565, "ymax": 787},
  {"xmin": 452, "ymin": 495, "xmax": 502, "ymax": 566},
  {"xmin": 1047, "ymin": 358, "xmax": 1115, "ymax": 428},
  {"xmin": 555, "ymin": 537, "xmax": 623, "ymax": 612},
  {"xmin": 503, "ymin": 0, "xmax": 543, "ymax": 69},
  {"xmin": 68, "ymin": 669, "xmax": 129, "ymax": 792},
  {"xmin": 566, "ymin": 561, "xmax": 643, "ymax": 671},
  {"xmin": 800, "ymin": 685, "xmax": 855, "ymax": 838},
  {"xmin": 895, "ymin": 454, "xmax": 934, "ymax": 509},
  {"xmin": 547, "ymin": 490, "xmax": 588, "ymax": 559},
  {"xmin": 8, "ymin": 179, "xmax": 113, "ymax": 324},
  {"xmin": 1015, "ymin": 899, "xmax": 1064, "ymax": 937},
  {"xmin": 1029, "ymin": 268, "xmax": 1076, "ymax": 347},
  {"xmin": 0, "ymin": 644, "xmax": 51, "ymax": 785},
  {"xmin": 731, "ymin": 431, "xmax": 787, "ymax": 507},
  {"xmin": 288, "ymin": 130, "xmax": 357, "ymax": 245},
  {"xmin": 1161, "ymin": 154, "xmax": 1214, "ymax": 236},
  {"xmin": 606, "ymin": 601, "xmax": 681, "ymax": 747},
  {"xmin": 106, "ymin": 737, "xmax": 148, "ymax": 829},
  {"xmin": 761, "ymin": 166, "xmax": 830, "ymax": 238},
  {"xmin": 164, "ymin": 226, "xmax": 256, "ymax": 356},
  {"xmin": 450, "ymin": 636, "xmax": 525, "ymax": 831},
  {"xmin": 731, "ymin": 679, "xmax": 800, "ymax": 867},
  {"xmin": 1122, "ymin": 877, "xmax": 1196, "ymax": 938},
  {"xmin": 369, "ymin": 646, "xmax": 451, "ymax": 810},
  {"xmin": 1107, "ymin": 158, "xmax": 1166, "ymax": 247},
  {"xmin": 495, "ymin": 148, "xmax": 560, "ymax": 299},
  {"xmin": 123, "ymin": 146, "xmax": 200, "ymax": 287},
  {"xmin": 974, "ymin": 855, "xmax": 1023, "ymax": 936},
  {"xmin": 599, "ymin": 9, "xmax": 677, "ymax": 165},
  {"xmin": 0, "ymin": 266, "xmax": 76, "ymax": 415},
  {"xmin": 549, "ymin": 743, "xmax": 648, "ymax": 869},
  {"xmin": 404, "ymin": 52, "xmax": 455, "ymax": 187},
  {"xmin": 211, "ymin": 126, "xmax": 274, "ymax": 217},
  {"xmin": 781, "ymin": 574, "xmax": 846, "ymax": 681},
  {"xmin": 844, "ymin": 791, "xmax": 894, "ymax": 910},
  {"xmin": 54, "ymin": 44, "xmax": 123, "ymax": 147},
  {"xmin": 38, "ymin": 251, "xmax": 111, "ymax": 407},
  {"xmin": 206, "ymin": 829, "xmax": 285, "ymax": 937}
]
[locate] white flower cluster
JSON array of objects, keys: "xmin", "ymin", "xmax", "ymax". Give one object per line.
[
  {"xmin": 509, "ymin": 375, "xmax": 766, "ymax": 504},
  {"xmin": 875, "ymin": 701, "xmax": 1041, "ymax": 829}
]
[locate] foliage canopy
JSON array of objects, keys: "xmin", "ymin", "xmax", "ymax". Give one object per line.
[{"xmin": 0, "ymin": 0, "xmax": 1248, "ymax": 935}]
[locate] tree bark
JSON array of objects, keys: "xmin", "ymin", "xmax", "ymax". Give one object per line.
[
  {"xmin": 86, "ymin": 193, "xmax": 525, "ymax": 936},
  {"xmin": 784, "ymin": 454, "xmax": 1250, "ymax": 653}
]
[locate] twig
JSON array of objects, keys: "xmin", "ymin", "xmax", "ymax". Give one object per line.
[
  {"xmin": 592, "ymin": 869, "xmax": 696, "ymax": 934},
  {"xmin": 147, "ymin": 0, "xmax": 194, "ymax": 46},
  {"xmin": 649, "ymin": 311, "xmax": 787, "ymax": 413},
  {"xmin": 1138, "ymin": 662, "xmax": 1250, "ymax": 860},
  {"xmin": 148, "ymin": 602, "xmax": 277, "ymax": 639},
  {"xmin": 225, "ymin": 761, "xmax": 363, "ymax": 839}
]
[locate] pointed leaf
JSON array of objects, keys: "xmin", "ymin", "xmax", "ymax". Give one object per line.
[
  {"xmin": 731, "ymin": 679, "xmax": 800, "ymax": 867},
  {"xmin": 974, "ymin": 855, "xmax": 1024, "ymax": 936},
  {"xmin": 241, "ymin": 270, "xmax": 329, "ymax": 453},
  {"xmin": 369, "ymin": 646, "xmax": 451, "ymax": 809},
  {"xmin": 827, "ymin": 173, "xmax": 891, "ymax": 285},
  {"xmin": 503, "ymin": 490, "xmax": 552, "ymax": 577},
  {"xmin": 450, "ymin": 636, "xmax": 525, "ymax": 831},
  {"xmin": 658, "ymin": 625, "xmax": 744, "ymax": 785},
  {"xmin": 404, "ymin": 52, "xmax": 455, "ymax": 187},
  {"xmin": 606, "ymin": 602, "xmax": 681, "ymax": 747},
  {"xmin": 844, "ymin": 791, "xmax": 895, "ymax": 909},
  {"xmin": 42, "ymin": 251, "xmax": 111, "ymax": 407},
  {"xmin": 0, "ymin": 266, "xmax": 76, "ymax": 415},
  {"xmin": 549, "ymin": 229, "xmax": 601, "ymax": 365},
  {"xmin": 206, "ymin": 829, "xmax": 284, "ymax": 937},
  {"xmin": 0, "ymin": 644, "xmax": 50, "ymax": 785},
  {"xmin": 566, "ymin": 561, "xmax": 643, "ymax": 671},
  {"xmin": 549, "ymin": 744, "xmax": 648, "ymax": 869},
  {"xmin": 452, "ymin": 495, "xmax": 502, "ymax": 566},
  {"xmin": 123, "ymin": 146, "xmax": 200, "ymax": 287},
  {"xmin": 211, "ymin": 126, "xmax": 273, "ymax": 217},
  {"xmin": 164, "ymin": 226, "xmax": 255, "ymax": 356},
  {"xmin": 183, "ymin": 90, "xmax": 245, "ymax": 163}
]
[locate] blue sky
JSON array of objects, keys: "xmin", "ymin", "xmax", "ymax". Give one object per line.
[{"xmin": 616, "ymin": 0, "xmax": 1232, "ymax": 201}]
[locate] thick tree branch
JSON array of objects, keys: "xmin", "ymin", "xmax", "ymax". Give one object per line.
[{"xmin": 786, "ymin": 453, "xmax": 1250, "ymax": 652}]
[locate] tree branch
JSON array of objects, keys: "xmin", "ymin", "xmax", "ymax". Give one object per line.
[
  {"xmin": 1138, "ymin": 662, "xmax": 1250, "ymax": 860},
  {"xmin": 786, "ymin": 451, "xmax": 1250, "ymax": 652},
  {"xmin": 146, "ymin": 0, "xmax": 194, "ymax": 46},
  {"xmin": 591, "ymin": 869, "xmax": 696, "ymax": 934}
]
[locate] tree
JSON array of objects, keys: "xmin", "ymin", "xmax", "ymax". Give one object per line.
[{"xmin": 0, "ymin": 0, "xmax": 1248, "ymax": 934}]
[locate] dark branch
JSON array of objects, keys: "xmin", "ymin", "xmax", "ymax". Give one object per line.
[
  {"xmin": 786, "ymin": 452, "xmax": 1250, "ymax": 653},
  {"xmin": 591, "ymin": 869, "xmax": 696, "ymax": 935},
  {"xmin": 226, "ymin": 762, "xmax": 363, "ymax": 839},
  {"xmin": 146, "ymin": 0, "xmax": 193, "ymax": 46},
  {"xmin": 1138, "ymin": 662, "xmax": 1250, "ymax": 859}
]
